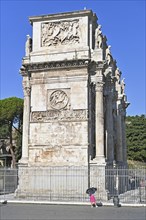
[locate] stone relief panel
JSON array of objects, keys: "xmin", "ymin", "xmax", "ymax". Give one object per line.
[
  {"xmin": 29, "ymin": 147, "xmax": 87, "ymax": 166},
  {"xmin": 47, "ymin": 89, "xmax": 70, "ymax": 110},
  {"xmin": 41, "ymin": 19, "xmax": 80, "ymax": 47},
  {"xmin": 50, "ymin": 90, "xmax": 69, "ymax": 110},
  {"xmin": 29, "ymin": 121, "xmax": 88, "ymax": 146},
  {"xmin": 31, "ymin": 109, "xmax": 88, "ymax": 122}
]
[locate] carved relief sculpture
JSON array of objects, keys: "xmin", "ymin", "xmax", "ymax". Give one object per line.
[
  {"xmin": 121, "ymin": 78, "xmax": 125, "ymax": 95},
  {"xmin": 41, "ymin": 20, "xmax": 80, "ymax": 47},
  {"xmin": 115, "ymin": 68, "xmax": 121, "ymax": 84},
  {"xmin": 95, "ymin": 25, "xmax": 103, "ymax": 49},
  {"xmin": 25, "ymin": 35, "xmax": 32, "ymax": 56},
  {"xmin": 31, "ymin": 109, "xmax": 87, "ymax": 122},
  {"xmin": 50, "ymin": 90, "xmax": 69, "ymax": 110},
  {"xmin": 105, "ymin": 45, "xmax": 113, "ymax": 65}
]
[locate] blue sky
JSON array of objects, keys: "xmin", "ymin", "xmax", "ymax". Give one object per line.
[{"xmin": 0, "ymin": 0, "xmax": 145, "ymax": 116}]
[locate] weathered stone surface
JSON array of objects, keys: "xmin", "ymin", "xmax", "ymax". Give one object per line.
[{"xmin": 18, "ymin": 9, "xmax": 129, "ymax": 200}]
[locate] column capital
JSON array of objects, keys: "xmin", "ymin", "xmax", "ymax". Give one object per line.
[
  {"xmin": 23, "ymin": 86, "xmax": 31, "ymax": 97},
  {"xmin": 90, "ymin": 74, "xmax": 104, "ymax": 86},
  {"xmin": 96, "ymin": 60, "xmax": 107, "ymax": 70},
  {"xmin": 95, "ymin": 82, "xmax": 104, "ymax": 92},
  {"xmin": 91, "ymin": 74, "xmax": 104, "ymax": 92},
  {"xmin": 23, "ymin": 78, "xmax": 31, "ymax": 97},
  {"xmin": 19, "ymin": 65, "xmax": 30, "ymax": 76}
]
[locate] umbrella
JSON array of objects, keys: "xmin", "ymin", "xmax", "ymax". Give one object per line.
[{"xmin": 86, "ymin": 187, "xmax": 97, "ymax": 195}]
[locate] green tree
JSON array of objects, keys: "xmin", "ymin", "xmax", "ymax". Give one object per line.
[
  {"xmin": 126, "ymin": 115, "xmax": 146, "ymax": 163},
  {"xmin": 0, "ymin": 97, "xmax": 23, "ymax": 167}
]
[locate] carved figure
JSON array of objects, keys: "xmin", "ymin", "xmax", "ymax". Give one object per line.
[
  {"xmin": 115, "ymin": 68, "xmax": 121, "ymax": 83},
  {"xmin": 23, "ymin": 86, "xmax": 31, "ymax": 97},
  {"xmin": 50, "ymin": 90, "xmax": 69, "ymax": 110},
  {"xmin": 31, "ymin": 110, "xmax": 87, "ymax": 122},
  {"xmin": 41, "ymin": 20, "xmax": 80, "ymax": 47},
  {"xmin": 25, "ymin": 35, "xmax": 32, "ymax": 56},
  {"xmin": 95, "ymin": 25, "xmax": 103, "ymax": 49},
  {"xmin": 106, "ymin": 45, "xmax": 111, "ymax": 57},
  {"xmin": 121, "ymin": 78, "xmax": 125, "ymax": 94},
  {"xmin": 106, "ymin": 45, "xmax": 112, "ymax": 64}
]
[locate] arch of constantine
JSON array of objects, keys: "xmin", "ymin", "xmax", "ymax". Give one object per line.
[{"xmin": 17, "ymin": 9, "xmax": 129, "ymax": 200}]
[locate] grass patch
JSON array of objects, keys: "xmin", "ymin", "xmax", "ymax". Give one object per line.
[{"xmin": 128, "ymin": 160, "xmax": 146, "ymax": 168}]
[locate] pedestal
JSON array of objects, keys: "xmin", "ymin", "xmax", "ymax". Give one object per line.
[
  {"xmin": 90, "ymin": 162, "xmax": 108, "ymax": 201},
  {"xmin": 15, "ymin": 166, "xmax": 89, "ymax": 201}
]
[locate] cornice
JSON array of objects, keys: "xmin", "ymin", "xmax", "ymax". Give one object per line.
[
  {"xmin": 88, "ymin": 60, "xmax": 107, "ymax": 73},
  {"xmin": 29, "ymin": 10, "xmax": 95, "ymax": 24},
  {"xmin": 19, "ymin": 59, "xmax": 90, "ymax": 76}
]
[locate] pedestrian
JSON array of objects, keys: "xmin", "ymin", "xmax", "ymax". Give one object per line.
[{"xmin": 89, "ymin": 193, "xmax": 97, "ymax": 208}]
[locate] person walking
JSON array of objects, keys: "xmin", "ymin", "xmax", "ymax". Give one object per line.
[{"xmin": 89, "ymin": 194, "xmax": 97, "ymax": 208}]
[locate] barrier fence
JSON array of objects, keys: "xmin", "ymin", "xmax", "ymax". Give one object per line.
[{"xmin": 0, "ymin": 166, "xmax": 145, "ymax": 204}]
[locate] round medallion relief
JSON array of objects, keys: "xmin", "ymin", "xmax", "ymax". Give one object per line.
[{"xmin": 50, "ymin": 90, "xmax": 69, "ymax": 110}]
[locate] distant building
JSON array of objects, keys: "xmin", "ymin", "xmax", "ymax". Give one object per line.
[{"xmin": 0, "ymin": 139, "xmax": 12, "ymax": 167}]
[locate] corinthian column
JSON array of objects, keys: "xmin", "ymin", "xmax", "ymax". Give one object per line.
[
  {"xmin": 105, "ymin": 91, "xmax": 114, "ymax": 162},
  {"xmin": 95, "ymin": 82, "xmax": 105, "ymax": 162},
  {"xmin": 19, "ymin": 76, "xmax": 31, "ymax": 165},
  {"xmin": 122, "ymin": 96, "xmax": 129, "ymax": 165},
  {"xmin": 116, "ymin": 101, "xmax": 123, "ymax": 163},
  {"xmin": 91, "ymin": 63, "xmax": 105, "ymax": 163},
  {"xmin": 121, "ymin": 111, "xmax": 127, "ymax": 163}
]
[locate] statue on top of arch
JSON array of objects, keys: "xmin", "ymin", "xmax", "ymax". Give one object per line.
[
  {"xmin": 95, "ymin": 24, "xmax": 103, "ymax": 49},
  {"xmin": 121, "ymin": 78, "xmax": 125, "ymax": 95},
  {"xmin": 105, "ymin": 45, "xmax": 113, "ymax": 65},
  {"xmin": 25, "ymin": 34, "xmax": 32, "ymax": 57}
]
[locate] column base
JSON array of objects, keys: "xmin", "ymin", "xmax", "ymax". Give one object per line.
[
  {"xmin": 15, "ymin": 166, "xmax": 88, "ymax": 201},
  {"xmin": 90, "ymin": 162, "xmax": 108, "ymax": 201},
  {"xmin": 18, "ymin": 157, "xmax": 28, "ymax": 167},
  {"xmin": 91, "ymin": 156, "xmax": 106, "ymax": 165}
]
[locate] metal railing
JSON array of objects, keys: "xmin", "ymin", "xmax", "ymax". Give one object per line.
[
  {"xmin": 0, "ymin": 166, "xmax": 145, "ymax": 204},
  {"xmin": 105, "ymin": 167, "xmax": 146, "ymax": 204}
]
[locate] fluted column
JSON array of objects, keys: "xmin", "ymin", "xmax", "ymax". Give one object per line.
[
  {"xmin": 90, "ymin": 64, "xmax": 107, "ymax": 200},
  {"xmin": 105, "ymin": 91, "xmax": 114, "ymax": 162},
  {"xmin": 116, "ymin": 102, "xmax": 123, "ymax": 163},
  {"xmin": 121, "ymin": 108, "xmax": 127, "ymax": 164},
  {"xmin": 19, "ymin": 76, "xmax": 31, "ymax": 165},
  {"xmin": 91, "ymin": 64, "xmax": 105, "ymax": 163},
  {"xmin": 89, "ymin": 19, "xmax": 93, "ymax": 49},
  {"xmin": 95, "ymin": 81, "xmax": 105, "ymax": 161},
  {"xmin": 103, "ymin": 67, "xmax": 115, "ymax": 163}
]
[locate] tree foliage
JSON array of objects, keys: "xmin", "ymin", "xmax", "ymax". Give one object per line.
[
  {"xmin": 126, "ymin": 115, "xmax": 146, "ymax": 163},
  {"xmin": 0, "ymin": 97, "xmax": 23, "ymax": 167}
]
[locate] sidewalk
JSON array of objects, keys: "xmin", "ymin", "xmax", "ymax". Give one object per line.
[{"xmin": 0, "ymin": 193, "xmax": 146, "ymax": 207}]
